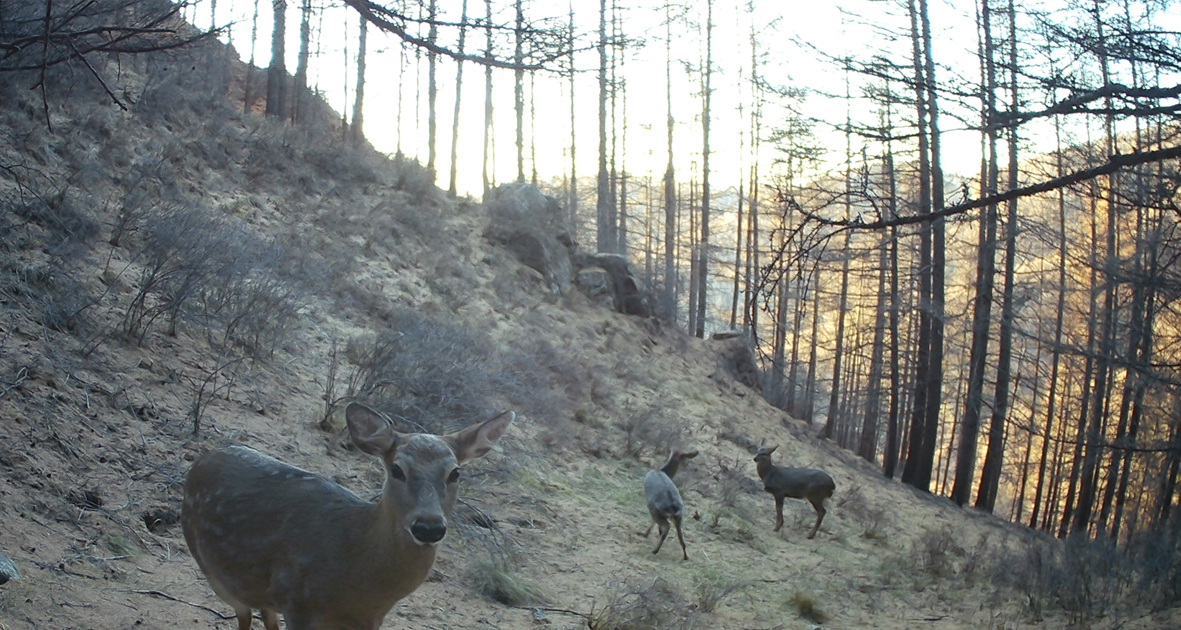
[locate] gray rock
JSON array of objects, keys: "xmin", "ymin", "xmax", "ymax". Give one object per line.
[
  {"xmin": 0, "ymin": 552, "xmax": 18, "ymax": 585},
  {"xmin": 484, "ymin": 183, "xmax": 575, "ymax": 295},
  {"xmin": 575, "ymin": 267, "xmax": 614, "ymax": 309},
  {"xmin": 573, "ymin": 252, "xmax": 651, "ymax": 317}
]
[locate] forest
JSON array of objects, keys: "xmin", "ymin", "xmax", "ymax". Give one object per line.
[{"xmin": 6, "ymin": 0, "xmax": 1181, "ymax": 572}]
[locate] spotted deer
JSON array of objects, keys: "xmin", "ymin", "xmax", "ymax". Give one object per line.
[
  {"xmin": 753, "ymin": 445, "xmax": 835, "ymax": 539},
  {"xmin": 643, "ymin": 449, "xmax": 698, "ymax": 560},
  {"xmin": 181, "ymin": 403, "xmax": 512, "ymax": 630}
]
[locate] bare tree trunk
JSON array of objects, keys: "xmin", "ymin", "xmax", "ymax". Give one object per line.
[
  {"xmin": 427, "ymin": 0, "xmax": 438, "ymax": 175},
  {"xmin": 482, "ymin": 0, "xmax": 494, "ymax": 199},
  {"xmin": 804, "ymin": 268, "xmax": 821, "ymax": 425},
  {"xmin": 694, "ymin": 0, "xmax": 713, "ymax": 338},
  {"xmin": 952, "ymin": 0, "xmax": 999, "ymax": 506},
  {"xmin": 596, "ymin": 0, "xmax": 611, "ymax": 253},
  {"xmin": 859, "ymin": 229, "xmax": 889, "ymax": 463},
  {"xmin": 291, "ymin": 0, "xmax": 311, "ymax": 124},
  {"xmin": 662, "ymin": 2, "xmax": 676, "ymax": 321},
  {"xmin": 1030, "ymin": 105, "xmax": 1069, "ymax": 529},
  {"xmin": 447, "ymin": 0, "xmax": 469, "ymax": 195},
  {"xmin": 730, "ymin": 43, "xmax": 745, "ymax": 331},
  {"xmin": 976, "ymin": 0, "xmax": 1020, "ymax": 511},
  {"xmin": 1073, "ymin": 4, "xmax": 1118, "ymax": 537},
  {"xmin": 901, "ymin": 0, "xmax": 933, "ymax": 489},
  {"xmin": 883, "ymin": 145, "xmax": 902, "ymax": 478},
  {"xmin": 687, "ymin": 178, "xmax": 698, "ymax": 334},
  {"xmin": 350, "ymin": 15, "xmax": 367, "ymax": 144},
  {"xmin": 917, "ymin": 0, "xmax": 947, "ymax": 492},
  {"xmin": 514, "ymin": 0, "xmax": 524, "ymax": 182},
  {"xmin": 567, "ymin": 2, "xmax": 577, "ymax": 223},
  {"xmin": 265, "ymin": 0, "xmax": 287, "ymax": 118},
  {"xmin": 244, "ymin": 0, "xmax": 261, "ymax": 114}
]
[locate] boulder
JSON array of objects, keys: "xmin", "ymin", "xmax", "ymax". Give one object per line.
[
  {"xmin": 484, "ymin": 183, "xmax": 575, "ymax": 295},
  {"xmin": 575, "ymin": 267, "xmax": 614, "ymax": 309},
  {"xmin": 711, "ymin": 333, "xmax": 760, "ymax": 391},
  {"xmin": 573, "ymin": 252, "xmax": 651, "ymax": 317}
]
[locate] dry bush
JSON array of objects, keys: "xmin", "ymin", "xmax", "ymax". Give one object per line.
[
  {"xmin": 911, "ymin": 526, "xmax": 967, "ymax": 579},
  {"xmin": 119, "ymin": 203, "xmax": 304, "ymax": 353},
  {"xmin": 619, "ymin": 403, "xmax": 685, "ymax": 459},
  {"xmin": 693, "ymin": 574, "xmax": 745, "ymax": 613},
  {"xmin": 8, "ymin": 187, "xmax": 100, "ymax": 252},
  {"xmin": 993, "ymin": 534, "xmax": 1164, "ymax": 623},
  {"xmin": 837, "ymin": 484, "xmax": 890, "ymax": 542},
  {"xmin": 789, "ymin": 591, "xmax": 831, "ymax": 624},
  {"xmin": 465, "ymin": 558, "xmax": 547, "ymax": 607},
  {"xmin": 588, "ymin": 578, "xmax": 699, "ymax": 630},
  {"xmin": 1125, "ymin": 525, "xmax": 1181, "ymax": 609},
  {"xmin": 706, "ymin": 457, "xmax": 761, "ymax": 530},
  {"xmin": 344, "ymin": 310, "xmax": 498, "ymax": 434}
]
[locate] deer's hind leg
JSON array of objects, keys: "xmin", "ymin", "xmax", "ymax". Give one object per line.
[
  {"xmin": 808, "ymin": 497, "xmax": 827, "ymax": 539},
  {"xmin": 652, "ymin": 515, "xmax": 671, "ymax": 554},
  {"xmin": 672, "ymin": 514, "xmax": 688, "ymax": 560},
  {"xmin": 260, "ymin": 610, "xmax": 280, "ymax": 630}
]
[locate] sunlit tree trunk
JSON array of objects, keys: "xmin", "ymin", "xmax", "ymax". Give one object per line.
[
  {"xmin": 514, "ymin": 0, "xmax": 524, "ymax": 183},
  {"xmin": 1030, "ymin": 105, "xmax": 1068, "ymax": 529},
  {"xmin": 976, "ymin": 0, "xmax": 1020, "ymax": 511},
  {"xmin": 662, "ymin": 2, "xmax": 676, "ymax": 321},
  {"xmin": 427, "ymin": 0, "xmax": 438, "ymax": 175},
  {"xmin": 447, "ymin": 0, "xmax": 469, "ymax": 195},
  {"xmin": 244, "ymin": 0, "xmax": 261, "ymax": 114},
  {"xmin": 694, "ymin": 0, "xmax": 714, "ymax": 338},
  {"xmin": 901, "ymin": 0, "xmax": 933, "ymax": 489},
  {"xmin": 482, "ymin": 0, "xmax": 494, "ymax": 199},
  {"xmin": 596, "ymin": 0, "xmax": 611, "ymax": 253},
  {"xmin": 568, "ymin": 2, "xmax": 578, "ymax": 223},
  {"xmin": 952, "ymin": 0, "xmax": 999, "ymax": 507},
  {"xmin": 265, "ymin": 0, "xmax": 287, "ymax": 118},
  {"xmin": 291, "ymin": 0, "xmax": 311, "ymax": 124},
  {"xmin": 350, "ymin": 15, "xmax": 367, "ymax": 144}
]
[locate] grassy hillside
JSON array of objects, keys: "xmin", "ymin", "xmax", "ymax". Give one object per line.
[{"xmin": 0, "ymin": 22, "xmax": 1178, "ymax": 630}]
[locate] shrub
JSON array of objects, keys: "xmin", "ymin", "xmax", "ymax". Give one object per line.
[
  {"xmin": 466, "ymin": 559, "xmax": 546, "ymax": 606},
  {"xmin": 344, "ymin": 310, "xmax": 498, "ymax": 434},
  {"xmin": 588, "ymin": 578, "xmax": 698, "ymax": 630}
]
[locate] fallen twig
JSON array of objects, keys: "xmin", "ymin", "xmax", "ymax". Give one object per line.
[{"xmin": 130, "ymin": 589, "xmax": 234, "ymax": 620}]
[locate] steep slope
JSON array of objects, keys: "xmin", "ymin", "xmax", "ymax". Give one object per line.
[{"xmin": 0, "ymin": 29, "xmax": 1176, "ymax": 630}]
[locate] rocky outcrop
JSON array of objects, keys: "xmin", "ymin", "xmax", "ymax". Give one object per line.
[
  {"xmin": 484, "ymin": 183, "xmax": 651, "ymax": 317},
  {"xmin": 484, "ymin": 183, "xmax": 575, "ymax": 295},
  {"xmin": 573, "ymin": 252, "xmax": 651, "ymax": 317}
]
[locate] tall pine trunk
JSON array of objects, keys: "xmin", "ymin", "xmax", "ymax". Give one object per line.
[
  {"xmin": 265, "ymin": 0, "xmax": 287, "ymax": 118},
  {"xmin": 447, "ymin": 0, "xmax": 470, "ymax": 195}
]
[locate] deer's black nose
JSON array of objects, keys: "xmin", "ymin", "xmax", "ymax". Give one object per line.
[{"xmin": 410, "ymin": 519, "xmax": 447, "ymax": 544}]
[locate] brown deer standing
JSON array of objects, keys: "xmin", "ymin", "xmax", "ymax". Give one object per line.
[
  {"xmin": 643, "ymin": 449, "xmax": 698, "ymax": 560},
  {"xmin": 753, "ymin": 445, "xmax": 835, "ymax": 539},
  {"xmin": 181, "ymin": 403, "xmax": 512, "ymax": 630}
]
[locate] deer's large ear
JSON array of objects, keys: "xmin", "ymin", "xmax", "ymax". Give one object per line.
[
  {"xmin": 346, "ymin": 403, "xmax": 399, "ymax": 457},
  {"xmin": 765, "ymin": 445, "xmax": 779, "ymax": 456},
  {"xmin": 445, "ymin": 411, "xmax": 513, "ymax": 464}
]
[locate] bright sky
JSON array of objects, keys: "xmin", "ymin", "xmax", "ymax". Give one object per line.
[{"xmin": 191, "ymin": 0, "xmax": 1179, "ymax": 202}]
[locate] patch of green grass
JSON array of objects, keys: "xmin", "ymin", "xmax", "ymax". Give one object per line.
[{"xmin": 102, "ymin": 535, "xmax": 137, "ymax": 557}]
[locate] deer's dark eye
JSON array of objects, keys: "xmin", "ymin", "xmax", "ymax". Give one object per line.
[
  {"xmin": 390, "ymin": 464, "xmax": 407, "ymax": 481},
  {"xmin": 447, "ymin": 468, "xmax": 461, "ymax": 484}
]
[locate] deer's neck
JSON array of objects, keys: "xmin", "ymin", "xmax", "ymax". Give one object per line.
[
  {"xmin": 755, "ymin": 459, "xmax": 773, "ymax": 481},
  {"xmin": 356, "ymin": 496, "xmax": 440, "ymax": 607},
  {"xmin": 660, "ymin": 456, "xmax": 681, "ymax": 479}
]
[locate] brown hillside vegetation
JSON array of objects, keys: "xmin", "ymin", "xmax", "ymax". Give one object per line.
[{"xmin": 1, "ymin": 21, "xmax": 1179, "ymax": 630}]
